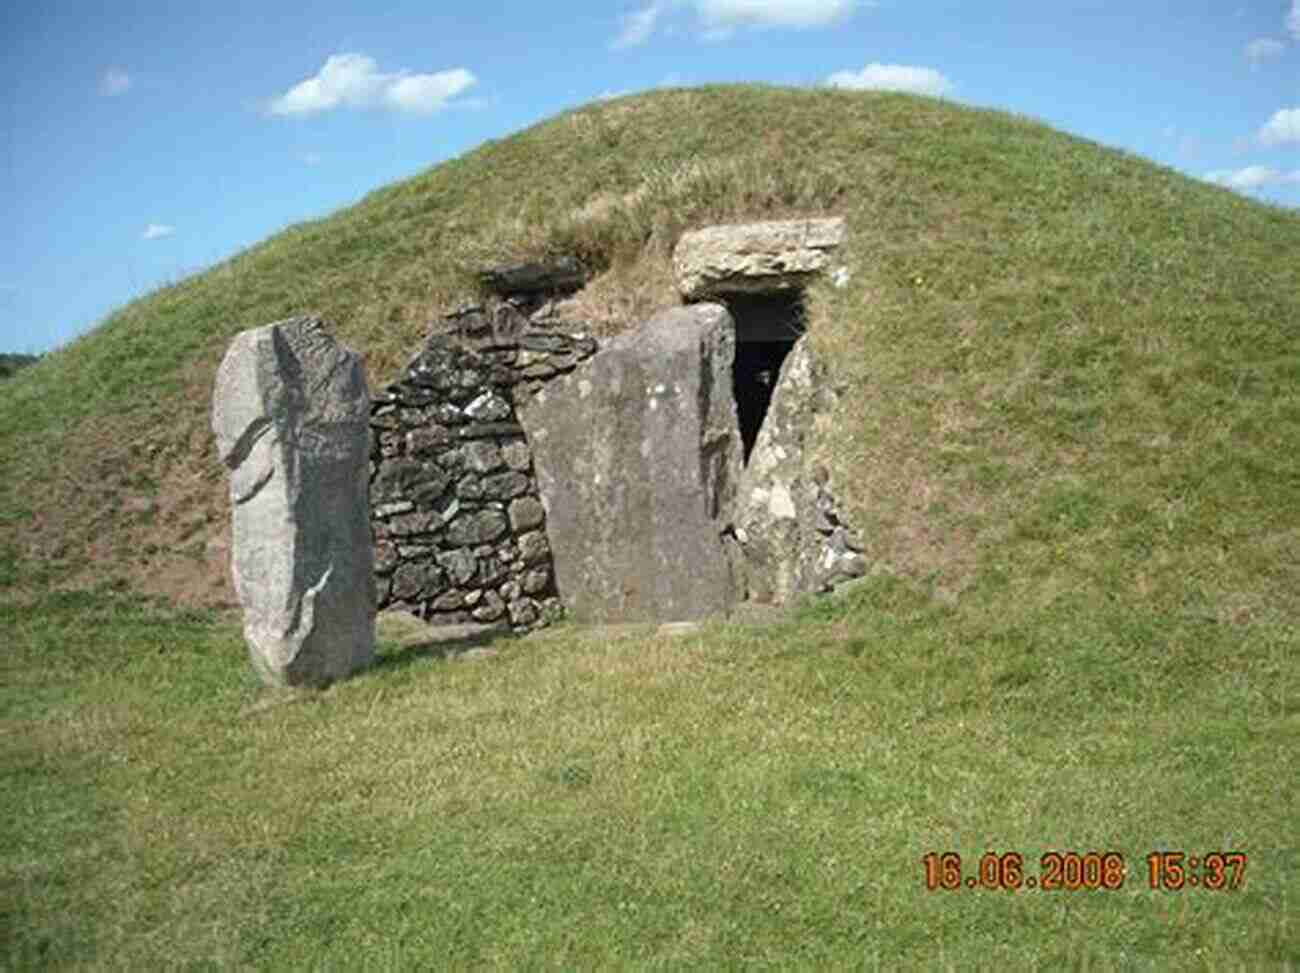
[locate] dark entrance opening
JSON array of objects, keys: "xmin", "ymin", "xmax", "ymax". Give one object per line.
[{"xmin": 726, "ymin": 292, "xmax": 806, "ymax": 464}]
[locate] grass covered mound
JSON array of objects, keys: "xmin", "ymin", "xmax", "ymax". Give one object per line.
[
  {"xmin": 0, "ymin": 84, "xmax": 1297, "ymax": 964},
  {"xmin": 1, "ymin": 84, "xmax": 1296, "ymax": 618}
]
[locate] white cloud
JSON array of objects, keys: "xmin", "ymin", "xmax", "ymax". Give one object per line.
[
  {"xmin": 384, "ymin": 68, "xmax": 477, "ymax": 114},
  {"xmin": 1204, "ymin": 166, "xmax": 1300, "ymax": 190},
  {"xmin": 99, "ymin": 68, "xmax": 130, "ymax": 97},
  {"xmin": 1245, "ymin": 38, "xmax": 1285, "ymax": 65},
  {"xmin": 267, "ymin": 54, "xmax": 477, "ymax": 117},
  {"xmin": 612, "ymin": 2, "xmax": 664, "ymax": 48},
  {"xmin": 696, "ymin": 0, "xmax": 856, "ymax": 29},
  {"xmin": 824, "ymin": 62, "xmax": 953, "ymax": 97},
  {"xmin": 612, "ymin": 0, "xmax": 859, "ymax": 46},
  {"xmin": 142, "ymin": 224, "xmax": 175, "ymax": 240},
  {"xmin": 1288, "ymin": 0, "xmax": 1300, "ymax": 39},
  {"xmin": 1259, "ymin": 107, "xmax": 1300, "ymax": 146}
]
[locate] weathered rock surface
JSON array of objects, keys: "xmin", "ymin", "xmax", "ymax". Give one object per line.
[
  {"xmin": 478, "ymin": 256, "xmax": 587, "ymax": 297},
  {"xmin": 212, "ymin": 316, "xmax": 375, "ymax": 687},
  {"xmin": 729, "ymin": 336, "xmax": 866, "ymax": 602},
  {"xmin": 519, "ymin": 303, "xmax": 743, "ymax": 623},
  {"xmin": 673, "ymin": 218, "xmax": 847, "ymax": 300}
]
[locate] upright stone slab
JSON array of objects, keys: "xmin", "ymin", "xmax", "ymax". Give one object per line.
[
  {"xmin": 212, "ymin": 315, "xmax": 375, "ymax": 687},
  {"xmin": 731, "ymin": 336, "xmax": 866, "ymax": 602},
  {"xmin": 519, "ymin": 304, "xmax": 743, "ymax": 623}
]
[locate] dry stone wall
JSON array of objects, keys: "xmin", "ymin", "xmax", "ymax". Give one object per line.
[{"xmin": 370, "ymin": 303, "xmax": 597, "ymax": 631}]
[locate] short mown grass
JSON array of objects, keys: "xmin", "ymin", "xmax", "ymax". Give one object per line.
[{"xmin": 2, "ymin": 580, "xmax": 1295, "ymax": 969}]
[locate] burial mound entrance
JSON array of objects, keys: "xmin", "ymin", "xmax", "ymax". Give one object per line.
[
  {"xmin": 724, "ymin": 291, "xmax": 806, "ymax": 464},
  {"xmin": 366, "ymin": 217, "xmax": 865, "ymax": 634}
]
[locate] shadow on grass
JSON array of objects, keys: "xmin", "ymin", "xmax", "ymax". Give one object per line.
[{"xmin": 370, "ymin": 623, "xmax": 519, "ymax": 676}]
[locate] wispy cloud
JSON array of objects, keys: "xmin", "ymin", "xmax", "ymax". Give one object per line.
[
  {"xmin": 697, "ymin": 0, "xmax": 857, "ymax": 30},
  {"xmin": 1288, "ymin": 0, "xmax": 1300, "ymax": 39},
  {"xmin": 1259, "ymin": 107, "xmax": 1300, "ymax": 146},
  {"xmin": 1204, "ymin": 166, "xmax": 1300, "ymax": 190},
  {"xmin": 1245, "ymin": 38, "xmax": 1285, "ymax": 65},
  {"xmin": 612, "ymin": 0, "xmax": 861, "ymax": 46},
  {"xmin": 612, "ymin": 2, "xmax": 664, "ymax": 48},
  {"xmin": 267, "ymin": 54, "xmax": 477, "ymax": 117},
  {"xmin": 142, "ymin": 224, "xmax": 175, "ymax": 241},
  {"xmin": 99, "ymin": 68, "xmax": 130, "ymax": 97},
  {"xmin": 824, "ymin": 62, "xmax": 953, "ymax": 97}
]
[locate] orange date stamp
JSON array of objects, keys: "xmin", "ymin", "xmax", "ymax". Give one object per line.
[{"xmin": 922, "ymin": 851, "xmax": 1247, "ymax": 892}]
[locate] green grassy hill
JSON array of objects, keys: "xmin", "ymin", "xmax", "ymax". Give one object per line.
[{"xmin": 1, "ymin": 85, "xmax": 1297, "ymax": 967}]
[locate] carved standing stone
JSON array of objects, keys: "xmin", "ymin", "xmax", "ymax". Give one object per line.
[{"xmin": 211, "ymin": 315, "xmax": 375, "ymax": 687}]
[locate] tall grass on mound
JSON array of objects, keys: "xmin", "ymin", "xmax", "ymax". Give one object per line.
[{"xmin": 2, "ymin": 581, "xmax": 1295, "ymax": 968}]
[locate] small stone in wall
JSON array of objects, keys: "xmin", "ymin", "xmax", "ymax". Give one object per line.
[
  {"xmin": 436, "ymin": 403, "xmax": 466, "ymax": 425},
  {"xmin": 517, "ymin": 529, "xmax": 550, "ymax": 565},
  {"xmin": 521, "ymin": 566, "xmax": 550, "ymax": 594},
  {"xmin": 431, "ymin": 589, "xmax": 465, "ymax": 611},
  {"xmin": 375, "ymin": 540, "xmax": 398, "ymax": 575},
  {"xmin": 508, "ymin": 598, "xmax": 539, "ymax": 626},
  {"xmin": 407, "ymin": 426, "xmax": 453, "ymax": 455},
  {"xmin": 437, "ymin": 549, "xmax": 478, "ymax": 585},
  {"xmin": 465, "ymin": 391, "xmax": 512, "ymax": 422},
  {"xmin": 478, "ymin": 555, "xmax": 510, "ymax": 587},
  {"xmin": 472, "ymin": 590, "xmax": 507, "ymax": 622},
  {"xmin": 508, "ymin": 496, "xmax": 545, "ymax": 531},
  {"xmin": 391, "ymin": 562, "xmax": 445, "ymax": 602},
  {"xmin": 501, "ymin": 440, "xmax": 532, "ymax": 471},
  {"xmin": 410, "ymin": 475, "xmax": 451, "ymax": 507},
  {"xmin": 482, "ymin": 471, "xmax": 531, "ymax": 500},
  {"xmin": 462, "ymin": 441, "xmax": 504, "ymax": 473},
  {"xmin": 388, "ymin": 510, "xmax": 440, "ymax": 536},
  {"xmin": 455, "ymin": 474, "xmax": 485, "ymax": 500},
  {"xmin": 459, "ymin": 421, "xmax": 524, "ymax": 440},
  {"xmin": 446, "ymin": 509, "xmax": 509, "ymax": 546}
]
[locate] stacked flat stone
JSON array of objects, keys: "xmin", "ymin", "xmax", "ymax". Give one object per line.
[{"xmin": 370, "ymin": 303, "xmax": 597, "ymax": 631}]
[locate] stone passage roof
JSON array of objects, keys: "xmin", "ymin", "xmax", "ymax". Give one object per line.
[{"xmin": 672, "ymin": 217, "xmax": 847, "ymax": 301}]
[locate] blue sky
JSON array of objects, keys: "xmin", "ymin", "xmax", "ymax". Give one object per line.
[{"xmin": 2, "ymin": 1, "xmax": 1297, "ymax": 355}]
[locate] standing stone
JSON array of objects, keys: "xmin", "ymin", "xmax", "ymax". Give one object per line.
[
  {"xmin": 519, "ymin": 303, "xmax": 742, "ymax": 623},
  {"xmin": 731, "ymin": 336, "xmax": 866, "ymax": 602},
  {"xmin": 211, "ymin": 315, "xmax": 375, "ymax": 687}
]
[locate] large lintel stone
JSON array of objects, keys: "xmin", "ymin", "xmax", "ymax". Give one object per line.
[{"xmin": 672, "ymin": 217, "xmax": 846, "ymax": 300}]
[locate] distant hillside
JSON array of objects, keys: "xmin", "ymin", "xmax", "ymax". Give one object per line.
[
  {"xmin": 0, "ymin": 354, "xmax": 39, "ymax": 382},
  {"xmin": 1, "ymin": 84, "xmax": 1297, "ymax": 631}
]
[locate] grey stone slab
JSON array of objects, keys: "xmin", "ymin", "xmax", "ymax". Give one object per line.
[
  {"xmin": 212, "ymin": 316, "xmax": 375, "ymax": 687},
  {"xmin": 519, "ymin": 303, "xmax": 742, "ymax": 623}
]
